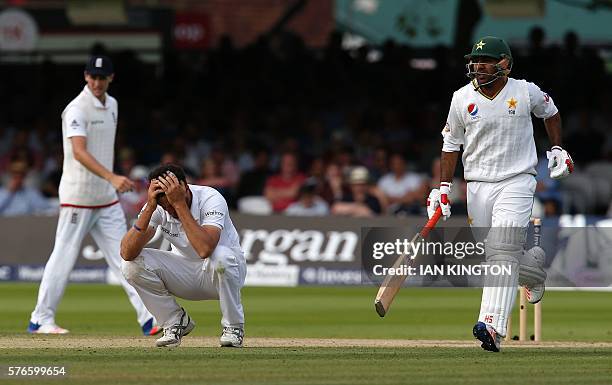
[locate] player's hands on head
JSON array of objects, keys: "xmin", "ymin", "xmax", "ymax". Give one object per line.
[
  {"xmin": 427, "ymin": 182, "xmax": 452, "ymax": 220},
  {"xmin": 547, "ymin": 146, "xmax": 574, "ymax": 180},
  {"xmin": 147, "ymin": 179, "xmax": 164, "ymax": 208},
  {"xmin": 109, "ymin": 174, "xmax": 135, "ymax": 193},
  {"xmin": 157, "ymin": 171, "xmax": 186, "ymax": 206}
]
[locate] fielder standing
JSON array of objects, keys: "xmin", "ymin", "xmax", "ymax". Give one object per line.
[
  {"xmin": 120, "ymin": 164, "xmax": 247, "ymax": 348},
  {"xmin": 427, "ymin": 36, "xmax": 573, "ymax": 352},
  {"xmin": 29, "ymin": 56, "xmax": 159, "ymax": 336}
]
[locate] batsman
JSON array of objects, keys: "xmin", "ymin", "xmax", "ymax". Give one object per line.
[{"xmin": 427, "ymin": 36, "xmax": 573, "ymax": 352}]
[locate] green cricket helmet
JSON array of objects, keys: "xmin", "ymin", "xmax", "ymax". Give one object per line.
[{"xmin": 465, "ymin": 36, "xmax": 513, "ymax": 88}]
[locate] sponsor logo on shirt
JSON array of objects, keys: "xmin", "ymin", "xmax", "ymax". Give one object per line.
[
  {"xmin": 161, "ymin": 227, "xmax": 179, "ymax": 237},
  {"xmin": 467, "ymin": 103, "xmax": 479, "ymax": 119},
  {"xmin": 204, "ymin": 210, "xmax": 224, "ymax": 218},
  {"xmin": 70, "ymin": 119, "xmax": 80, "ymax": 128},
  {"xmin": 91, "ymin": 120, "xmax": 105, "ymax": 125}
]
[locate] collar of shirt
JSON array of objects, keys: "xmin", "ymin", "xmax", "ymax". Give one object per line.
[{"xmin": 82, "ymin": 85, "xmax": 109, "ymax": 109}]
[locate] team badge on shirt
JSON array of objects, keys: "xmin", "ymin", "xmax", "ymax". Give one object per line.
[
  {"xmin": 507, "ymin": 97, "xmax": 517, "ymax": 115},
  {"xmin": 467, "ymin": 103, "xmax": 479, "ymax": 117}
]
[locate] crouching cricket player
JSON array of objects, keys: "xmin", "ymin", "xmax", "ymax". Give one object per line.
[{"xmin": 120, "ymin": 164, "xmax": 247, "ymax": 348}]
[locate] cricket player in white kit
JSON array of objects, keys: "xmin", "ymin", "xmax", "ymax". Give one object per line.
[
  {"xmin": 427, "ymin": 37, "xmax": 574, "ymax": 352},
  {"xmin": 28, "ymin": 56, "xmax": 159, "ymax": 336},
  {"xmin": 120, "ymin": 164, "xmax": 247, "ymax": 348}
]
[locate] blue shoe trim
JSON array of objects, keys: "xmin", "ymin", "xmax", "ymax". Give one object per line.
[
  {"xmin": 473, "ymin": 322, "xmax": 499, "ymax": 352},
  {"xmin": 27, "ymin": 321, "xmax": 40, "ymax": 333},
  {"xmin": 141, "ymin": 318, "xmax": 154, "ymax": 336}
]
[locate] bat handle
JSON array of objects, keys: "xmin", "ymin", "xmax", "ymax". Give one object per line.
[
  {"xmin": 531, "ymin": 217, "xmax": 542, "ymax": 247},
  {"xmin": 421, "ymin": 206, "xmax": 443, "ymax": 238}
]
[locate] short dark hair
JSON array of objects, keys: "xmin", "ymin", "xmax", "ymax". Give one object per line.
[{"xmin": 148, "ymin": 164, "xmax": 187, "ymax": 184}]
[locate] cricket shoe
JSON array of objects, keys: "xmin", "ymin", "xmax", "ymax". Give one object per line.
[
  {"xmin": 472, "ymin": 322, "xmax": 501, "ymax": 352},
  {"xmin": 219, "ymin": 327, "xmax": 244, "ymax": 348},
  {"xmin": 141, "ymin": 317, "xmax": 162, "ymax": 336},
  {"xmin": 27, "ymin": 322, "xmax": 69, "ymax": 334},
  {"xmin": 155, "ymin": 309, "xmax": 195, "ymax": 348}
]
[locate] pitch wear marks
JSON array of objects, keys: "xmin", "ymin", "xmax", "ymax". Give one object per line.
[
  {"xmin": 442, "ymin": 78, "xmax": 558, "ymax": 183},
  {"xmin": 59, "ymin": 85, "xmax": 119, "ymax": 207}
]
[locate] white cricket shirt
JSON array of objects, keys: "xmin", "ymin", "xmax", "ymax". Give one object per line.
[
  {"xmin": 442, "ymin": 78, "xmax": 558, "ymax": 182},
  {"xmin": 147, "ymin": 185, "xmax": 243, "ymax": 261},
  {"xmin": 59, "ymin": 85, "xmax": 119, "ymax": 206}
]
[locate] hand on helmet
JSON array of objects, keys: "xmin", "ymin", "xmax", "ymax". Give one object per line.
[
  {"xmin": 427, "ymin": 182, "xmax": 452, "ymax": 220},
  {"xmin": 546, "ymin": 146, "xmax": 574, "ymax": 180}
]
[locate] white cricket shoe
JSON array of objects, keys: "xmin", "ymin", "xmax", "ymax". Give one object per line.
[
  {"xmin": 219, "ymin": 327, "xmax": 244, "ymax": 348},
  {"xmin": 155, "ymin": 308, "xmax": 195, "ymax": 348},
  {"xmin": 33, "ymin": 324, "xmax": 69, "ymax": 334}
]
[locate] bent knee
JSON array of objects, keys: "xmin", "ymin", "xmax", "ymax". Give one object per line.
[{"xmin": 121, "ymin": 257, "xmax": 144, "ymax": 283}]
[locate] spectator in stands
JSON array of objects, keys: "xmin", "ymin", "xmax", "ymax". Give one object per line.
[
  {"xmin": 0, "ymin": 161, "xmax": 52, "ymax": 216},
  {"xmin": 197, "ymin": 157, "xmax": 234, "ymax": 204},
  {"xmin": 117, "ymin": 147, "xmax": 137, "ymax": 177},
  {"xmin": 377, "ymin": 153, "xmax": 426, "ymax": 215},
  {"xmin": 209, "ymin": 145, "xmax": 240, "ymax": 189},
  {"xmin": 285, "ymin": 178, "xmax": 329, "ymax": 216},
  {"xmin": 119, "ymin": 165, "xmax": 150, "ymax": 218},
  {"xmin": 237, "ymin": 148, "xmax": 271, "ymax": 199},
  {"xmin": 319, "ymin": 162, "xmax": 346, "ymax": 206},
  {"xmin": 368, "ymin": 146, "xmax": 389, "ymax": 183},
  {"xmin": 264, "ymin": 152, "xmax": 306, "ymax": 212},
  {"xmin": 331, "ymin": 166, "xmax": 382, "ymax": 217}
]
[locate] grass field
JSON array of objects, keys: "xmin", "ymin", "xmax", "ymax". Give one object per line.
[{"xmin": 1, "ymin": 283, "xmax": 611, "ymax": 384}]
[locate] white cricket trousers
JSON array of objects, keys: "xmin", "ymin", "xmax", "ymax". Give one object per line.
[
  {"xmin": 121, "ymin": 246, "xmax": 247, "ymax": 329},
  {"xmin": 31, "ymin": 204, "xmax": 153, "ymax": 326},
  {"xmin": 467, "ymin": 173, "xmax": 536, "ymax": 336}
]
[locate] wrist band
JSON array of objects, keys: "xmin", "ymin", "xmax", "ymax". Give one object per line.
[{"xmin": 133, "ymin": 224, "xmax": 143, "ymax": 233}]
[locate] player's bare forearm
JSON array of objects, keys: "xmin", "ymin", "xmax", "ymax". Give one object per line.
[
  {"xmin": 174, "ymin": 202, "xmax": 220, "ymax": 259},
  {"xmin": 70, "ymin": 136, "xmax": 113, "ymax": 181},
  {"xmin": 71, "ymin": 136, "xmax": 134, "ymax": 192},
  {"xmin": 440, "ymin": 151, "xmax": 459, "ymax": 183},
  {"xmin": 120, "ymin": 206, "xmax": 156, "ymax": 260},
  {"xmin": 544, "ymin": 112, "xmax": 562, "ymax": 147}
]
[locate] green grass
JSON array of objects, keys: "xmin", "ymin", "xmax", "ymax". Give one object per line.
[
  {"xmin": 1, "ymin": 283, "xmax": 612, "ymax": 384},
  {"xmin": 2, "ymin": 284, "xmax": 611, "ymax": 340},
  {"xmin": 1, "ymin": 347, "xmax": 612, "ymax": 385}
]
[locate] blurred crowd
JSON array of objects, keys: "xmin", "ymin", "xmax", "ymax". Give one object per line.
[{"xmin": 0, "ymin": 27, "xmax": 611, "ymax": 218}]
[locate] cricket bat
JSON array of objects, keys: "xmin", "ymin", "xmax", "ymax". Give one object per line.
[{"xmin": 374, "ymin": 206, "xmax": 443, "ymax": 317}]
